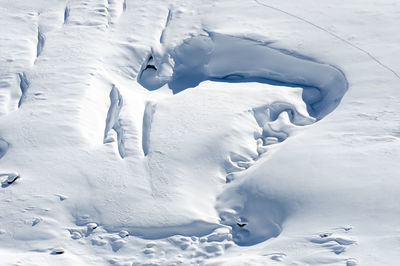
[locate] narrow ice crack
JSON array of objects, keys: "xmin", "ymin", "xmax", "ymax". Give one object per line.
[{"xmin": 64, "ymin": 6, "xmax": 69, "ymax": 24}]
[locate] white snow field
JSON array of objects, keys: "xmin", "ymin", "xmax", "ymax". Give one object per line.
[{"xmin": 1, "ymin": 0, "xmax": 400, "ymax": 265}]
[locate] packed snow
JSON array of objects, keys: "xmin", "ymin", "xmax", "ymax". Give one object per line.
[{"xmin": 1, "ymin": 0, "xmax": 400, "ymax": 265}]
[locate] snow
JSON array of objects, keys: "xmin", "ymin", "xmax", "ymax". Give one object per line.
[{"xmin": 1, "ymin": 0, "xmax": 400, "ymax": 265}]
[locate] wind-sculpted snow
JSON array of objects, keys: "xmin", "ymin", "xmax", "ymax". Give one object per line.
[
  {"xmin": 136, "ymin": 32, "xmax": 347, "ymax": 245},
  {"xmin": 2, "ymin": 1, "xmax": 398, "ymax": 264},
  {"xmin": 139, "ymin": 33, "xmax": 348, "ymax": 120}
]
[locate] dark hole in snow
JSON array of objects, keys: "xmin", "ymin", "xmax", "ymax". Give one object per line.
[
  {"xmin": 319, "ymin": 233, "xmax": 331, "ymax": 238},
  {"xmin": 50, "ymin": 248, "xmax": 65, "ymax": 255},
  {"xmin": 7, "ymin": 175, "xmax": 20, "ymax": 184},
  {"xmin": 145, "ymin": 64, "xmax": 157, "ymax": 70},
  {"xmin": 1, "ymin": 173, "xmax": 20, "ymax": 188}
]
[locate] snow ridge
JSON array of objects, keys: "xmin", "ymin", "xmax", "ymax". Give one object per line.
[
  {"xmin": 142, "ymin": 102, "xmax": 156, "ymax": 156},
  {"xmin": 104, "ymin": 85, "xmax": 125, "ymax": 158},
  {"xmin": 160, "ymin": 9, "xmax": 172, "ymax": 43}
]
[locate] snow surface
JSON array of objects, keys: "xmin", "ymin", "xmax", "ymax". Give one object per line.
[{"xmin": 1, "ymin": 0, "xmax": 400, "ymax": 265}]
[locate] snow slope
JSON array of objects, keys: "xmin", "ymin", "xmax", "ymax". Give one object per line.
[{"xmin": 0, "ymin": 0, "xmax": 399, "ymax": 265}]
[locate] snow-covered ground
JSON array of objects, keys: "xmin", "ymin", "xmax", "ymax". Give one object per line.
[{"xmin": 1, "ymin": 0, "xmax": 400, "ymax": 265}]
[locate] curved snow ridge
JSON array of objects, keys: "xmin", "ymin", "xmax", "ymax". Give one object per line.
[
  {"xmin": 135, "ymin": 32, "xmax": 348, "ymax": 246},
  {"xmin": 222, "ymin": 107, "xmax": 314, "ymax": 246},
  {"xmin": 139, "ymin": 32, "xmax": 348, "ymax": 120}
]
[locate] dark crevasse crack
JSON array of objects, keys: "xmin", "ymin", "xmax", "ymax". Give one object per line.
[{"xmin": 64, "ymin": 6, "xmax": 69, "ymax": 24}]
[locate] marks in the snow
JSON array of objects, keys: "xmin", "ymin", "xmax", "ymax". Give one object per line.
[
  {"xmin": 17, "ymin": 73, "xmax": 29, "ymax": 108},
  {"xmin": 142, "ymin": 102, "xmax": 156, "ymax": 156},
  {"xmin": 160, "ymin": 9, "xmax": 172, "ymax": 43},
  {"xmin": 254, "ymin": 0, "xmax": 400, "ymax": 81},
  {"xmin": 104, "ymin": 85, "xmax": 125, "ymax": 158}
]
